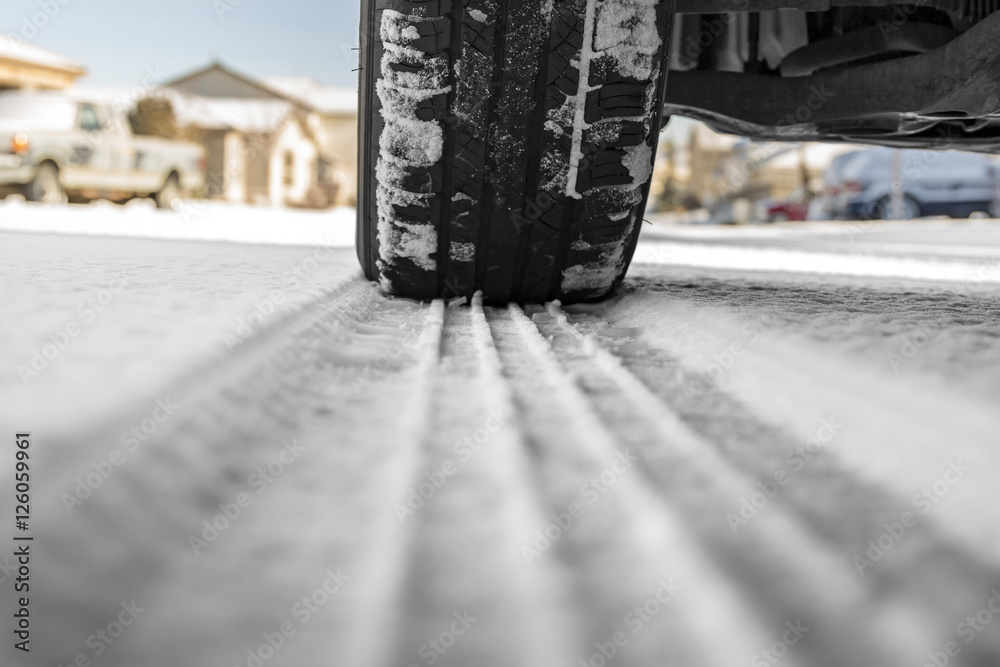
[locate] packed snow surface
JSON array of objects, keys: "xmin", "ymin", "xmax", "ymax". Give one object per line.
[
  {"xmin": 4, "ymin": 213, "xmax": 1000, "ymax": 666},
  {"xmin": 0, "ymin": 199, "xmax": 357, "ymax": 247}
]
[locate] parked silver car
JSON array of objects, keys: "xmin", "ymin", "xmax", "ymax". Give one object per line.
[
  {"xmin": 824, "ymin": 148, "xmax": 999, "ymax": 220},
  {"xmin": 0, "ymin": 90, "xmax": 205, "ymax": 207}
]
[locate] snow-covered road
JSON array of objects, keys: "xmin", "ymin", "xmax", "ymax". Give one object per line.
[{"xmin": 2, "ymin": 204, "xmax": 1000, "ymax": 667}]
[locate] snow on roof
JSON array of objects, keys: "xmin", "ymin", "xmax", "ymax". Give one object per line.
[
  {"xmin": 69, "ymin": 85, "xmax": 141, "ymax": 104},
  {"xmin": 65, "ymin": 86, "xmax": 293, "ymax": 133},
  {"xmin": 0, "ymin": 34, "xmax": 85, "ymax": 73},
  {"xmin": 261, "ymin": 77, "xmax": 358, "ymax": 115},
  {"xmin": 167, "ymin": 91, "xmax": 294, "ymax": 133}
]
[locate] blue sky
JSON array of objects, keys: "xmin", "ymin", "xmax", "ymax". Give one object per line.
[{"xmin": 2, "ymin": 0, "xmax": 361, "ymax": 88}]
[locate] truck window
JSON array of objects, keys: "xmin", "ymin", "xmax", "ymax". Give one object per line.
[{"xmin": 78, "ymin": 104, "xmax": 102, "ymax": 132}]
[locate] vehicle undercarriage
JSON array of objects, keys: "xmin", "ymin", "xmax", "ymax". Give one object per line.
[{"xmin": 668, "ymin": 1, "xmax": 1000, "ymax": 151}]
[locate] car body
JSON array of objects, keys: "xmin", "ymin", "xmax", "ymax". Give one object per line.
[
  {"xmin": 757, "ymin": 190, "xmax": 811, "ymax": 222},
  {"xmin": 708, "ymin": 198, "xmax": 757, "ymax": 225},
  {"xmin": 810, "ymin": 151, "xmax": 865, "ymax": 221},
  {"xmin": 666, "ymin": 3, "xmax": 1000, "ymax": 154},
  {"xmin": 822, "ymin": 147, "xmax": 998, "ymax": 220},
  {"xmin": 763, "ymin": 200, "xmax": 809, "ymax": 223},
  {"xmin": 0, "ymin": 90, "xmax": 205, "ymax": 205}
]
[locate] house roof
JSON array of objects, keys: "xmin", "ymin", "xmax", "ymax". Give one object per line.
[
  {"xmin": 164, "ymin": 90, "xmax": 295, "ymax": 133},
  {"xmin": 69, "ymin": 85, "xmax": 141, "ymax": 104},
  {"xmin": 164, "ymin": 61, "xmax": 356, "ymax": 116},
  {"xmin": 74, "ymin": 84, "xmax": 295, "ymax": 134},
  {"xmin": 0, "ymin": 34, "xmax": 86, "ymax": 74},
  {"xmin": 261, "ymin": 77, "xmax": 358, "ymax": 115},
  {"xmin": 76, "ymin": 62, "xmax": 355, "ymax": 134},
  {"xmin": 163, "ymin": 62, "xmax": 278, "ymax": 97}
]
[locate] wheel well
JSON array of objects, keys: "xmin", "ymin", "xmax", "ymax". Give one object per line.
[
  {"xmin": 30, "ymin": 160, "xmax": 62, "ymax": 187},
  {"xmin": 876, "ymin": 193, "xmax": 922, "ymax": 213},
  {"xmin": 881, "ymin": 192, "xmax": 921, "ymax": 204},
  {"xmin": 25, "ymin": 159, "xmax": 66, "ymax": 201}
]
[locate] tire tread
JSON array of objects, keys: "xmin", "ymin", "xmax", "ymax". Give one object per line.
[{"xmin": 359, "ymin": 0, "xmax": 676, "ymax": 304}]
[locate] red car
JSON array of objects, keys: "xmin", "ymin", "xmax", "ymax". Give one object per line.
[{"xmin": 761, "ymin": 199, "xmax": 810, "ymax": 223}]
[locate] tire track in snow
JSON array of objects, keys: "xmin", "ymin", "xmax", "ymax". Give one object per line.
[
  {"xmin": 21, "ymin": 268, "xmax": 1000, "ymax": 667},
  {"xmin": 526, "ymin": 303, "xmax": 930, "ymax": 667},
  {"xmin": 580, "ymin": 292, "xmax": 1000, "ymax": 665},
  {"xmin": 570, "ymin": 306, "xmax": 1000, "ymax": 667},
  {"xmin": 487, "ymin": 304, "xmax": 793, "ymax": 667},
  {"xmin": 387, "ymin": 296, "xmax": 573, "ymax": 667},
  {"xmin": 612, "ymin": 288, "xmax": 1000, "ymax": 553},
  {"xmin": 313, "ymin": 298, "xmax": 446, "ymax": 667},
  {"xmin": 24, "ymin": 283, "xmax": 446, "ymax": 667}
]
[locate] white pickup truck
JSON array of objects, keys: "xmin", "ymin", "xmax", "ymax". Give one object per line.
[{"xmin": 0, "ymin": 90, "xmax": 205, "ymax": 208}]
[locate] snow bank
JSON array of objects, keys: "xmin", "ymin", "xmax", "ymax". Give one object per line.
[
  {"xmin": 0, "ymin": 199, "xmax": 357, "ymax": 247},
  {"xmin": 633, "ymin": 240, "xmax": 1000, "ymax": 285}
]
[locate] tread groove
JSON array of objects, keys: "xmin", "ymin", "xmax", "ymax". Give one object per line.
[{"xmin": 436, "ymin": 0, "xmax": 465, "ymax": 297}]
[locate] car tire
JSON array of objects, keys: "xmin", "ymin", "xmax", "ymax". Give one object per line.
[
  {"xmin": 357, "ymin": 0, "xmax": 677, "ymax": 304},
  {"xmin": 876, "ymin": 195, "xmax": 920, "ymax": 220},
  {"xmin": 27, "ymin": 162, "xmax": 67, "ymax": 205},
  {"xmin": 155, "ymin": 174, "xmax": 182, "ymax": 210}
]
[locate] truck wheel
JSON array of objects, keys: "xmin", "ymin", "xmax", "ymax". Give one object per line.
[
  {"xmin": 358, "ymin": 0, "xmax": 676, "ymax": 304},
  {"xmin": 27, "ymin": 162, "xmax": 67, "ymax": 205},
  {"xmin": 156, "ymin": 174, "xmax": 181, "ymax": 210}
]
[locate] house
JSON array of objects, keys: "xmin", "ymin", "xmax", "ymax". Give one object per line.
[
  {"xmin": 261, "ymin": 76, "xmax": 359, "ymax": 208},
  {"xmin": 164, "ymin": 62, "xmax": 358, "ymax": 208},
  {"xmin": 0, "ymin": 35, "xmax": 85, "ymax": 91}
]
